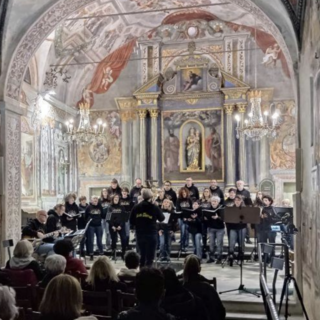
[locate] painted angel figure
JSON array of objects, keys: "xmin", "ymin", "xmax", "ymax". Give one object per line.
[
  {"xmin": 262, "ymin": 44, "xmax": 281, "ymax": 67},
  {"xmin": 101, "ymin": 66, "xmax": 114, "ymax": 90}
]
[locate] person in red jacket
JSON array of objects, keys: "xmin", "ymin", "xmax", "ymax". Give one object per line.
[{"xmin": 53, "ymin": 239, "xmax": 87, "ymax": 275}]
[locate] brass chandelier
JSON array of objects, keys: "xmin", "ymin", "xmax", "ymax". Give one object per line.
[{"xmin": 65, "ymin": 102, "xmax": 106, "ymax": 144}]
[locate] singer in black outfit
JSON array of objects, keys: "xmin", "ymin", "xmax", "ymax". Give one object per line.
[
  {"xmin": 78, "ymin": 196, "xmax": 89, "ymax": 256},
  {"xmin": 120, "ymin": 187, "xmax": 134, "ymax": 248},
  {"xmin": 163, "ymin": 181, "xmax": 177, "ymax": 205},
  {"xmin": 200, "ymin": 188, "xmax": 212, "ymax": 256},
  {"xmin": 259, "ymin": 195, "xmax": 277, "ymax": 244},
  {"xmin": 130, "ymin": 189, "xmax": 165, "ymax": 267},
  {"xmin": 62, "ymin": 193, "xmax": 79, "ymax": 231},
  {"xmin": 209, "ymin": 179, "xmax": 225, "ymax": 205}
]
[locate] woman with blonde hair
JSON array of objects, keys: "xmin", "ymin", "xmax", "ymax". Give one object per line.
[
  {"xmin": 5, "ymin": 240, "xmax": 43, "ymax": 280},
  {"xmin": 84, "ymin": 256, "xmax": 126, "ymax": 294},
  {"xmin": 0, "ymin": 285, "xmax": 19, "ymax": 320},
  {"xmin": 39, "ymin": 274, "xmax": 96, "ymax": 320}
]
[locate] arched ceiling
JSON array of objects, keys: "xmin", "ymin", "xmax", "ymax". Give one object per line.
[{"xmin": 4, "ymin": 0, "xmax": 301, "ymax": 107}]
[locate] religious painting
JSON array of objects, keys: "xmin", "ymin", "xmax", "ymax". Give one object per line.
[
  {"xmin": 180, "ymin": 120, "xmax": 205, "ymax": 172},
  {"xmin": 21, "ymin": 130, "xmax": 34, "ymax": 199},
  {"xmin": 261, "ymin": 43, "xmax": 281, "ymax": 68},
  {"xmin": 181, "ymin": 68, "xmax": 203, "ymax": 92},
  {"xmin": 78, "ymin": 111, "xmax": 122, "ymax": 176},
  {"xmin": 270, "ymin": 100, "xmax": 296, "ymax": 170},
  {"xmin": 162, "ymin": 108, "xmax": 224, "ymax": 182}
]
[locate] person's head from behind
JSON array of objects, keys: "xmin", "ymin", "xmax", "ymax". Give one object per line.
[
  {"xmin": 44, "ymin": 254, "xmax": 66, "ymax": 275},
  {"xmin": 13, "ymin": 240, "xmax": 33, "ymax": 259},
  {"xmin": 124, "ymin": 251, "xmax": 140, "ymax": 270},
  {"xmin": 161, "ymin": 267, "xmax": 180, "ymax": 294},
  {"xmin": 137, "ymin": 195, "xmax": 143, "ymax": 203},
  {"xmin": 53, "ymin": 239, "xmax": 74, "ymax": 258},
  {"xmin": 87, "ymin": 256, "xmax": 119, "ymax": 288},
  {"xmin": 0, "ymin": 285, "xmax": 18, "ymax": 320},
  {"xmin": 39, "ymin": 274, "xmax": 82, "ymax": 318},
  {"xmin": 136, "ymin": 268, "xmax": 164, "ymax": 305},
  {"xmin": 183, "ymin": 254, "xmax": 201, "ymax": 283},
  {"xmin": 142, "ymin": 188, "xmax": 153, "ymax": 202}
]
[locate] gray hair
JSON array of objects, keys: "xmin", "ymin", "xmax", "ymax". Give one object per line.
[
  {"xmin": 210, "ymin": 196, "xmax": 221, "ymax": 203},
  {"xmin": 0, "ymin": 285, "xmax": 18, "ymax": 320},
  {"xmin": 91, "ymin": 195, "xmax": 99, "ymax": 200},
  {"xmin": 142, "ymin": 188, "xmax": 153, "ymax": 201},
  {"xmin": 45, "ymin": 254, "xmax": 67, "ymax": 274}
]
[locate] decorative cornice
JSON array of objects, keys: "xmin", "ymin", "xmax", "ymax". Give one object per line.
[
  {"xmin": 161, "ymin": 91, "xmax": 222, "ymax": 101},
  {"xmin": 115, "ymin": 97, "xmax": 137, "ymax": 110},
  {"xmin": 221, "ymin": 88, "xmax": 249, "ymax": 101}
]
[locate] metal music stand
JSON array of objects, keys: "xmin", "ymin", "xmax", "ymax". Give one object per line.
[{"xmin": 219, "ymin": 206, "xmax": 261, "ymax": 297}]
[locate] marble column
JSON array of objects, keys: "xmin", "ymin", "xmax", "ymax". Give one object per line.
[
  {"xmin": 149, "ymin": 109, "xmax": 159, "ymax": 181},
  {"xmin": 132, "ymin": 114, "xmax": 140, "ymax": 183},
  {"xmin": 224, "ymin": 103, "xmax": 236, "ymax": 188},
  {"xmin": 121, "ymin": 111, "xmax": 130, "ymax": 182},
  {"xmin": 237, "ymin": 103, "xmax": 248, "ymax": 184},
  {"xmin": 137, "ymin": 109, "xmax": 148, "ymax": 184},
  {"xmin": 0, "ymin": 103, "xmax": 22, "ymax": 264},
  {"xmin": 260, "ymin": 137, "xmax": 269, "ymax": 181}
]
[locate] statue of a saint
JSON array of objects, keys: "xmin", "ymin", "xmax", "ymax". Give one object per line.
[{"xmin": 186, "ymin": 127, "xmax": 201, "ymax": 170}]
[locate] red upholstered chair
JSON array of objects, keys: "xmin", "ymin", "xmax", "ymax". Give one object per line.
[{"xmin": 2, "ymin": 269, "xmax": 38, "ymax": 286}]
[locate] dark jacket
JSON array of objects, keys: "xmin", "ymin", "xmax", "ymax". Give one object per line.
[
  {"xmin": 209, "ymin": 186, "xmax": 225, "ymax": 205},
  {"xmin": 108, "ymin": 204, "xmax": 126, "ymax": 228},
  {"xmin": 157, "ymin": 208, "xmax": 177, "ymax": 233},
  {"xmin": 46, "ymin": 210, "xmax": 62, "ymax": 233},
  {"xmin": 155, "ymin": 197, "xmax": 165, "ymax": 208},
  {"xmin": 129, "ymin": 186, "xmax": 143, "ymax": 204},
  {"xmin": 236, "ymin": 188, "xmax": 253, "ymax": 206},
  {"xmin": 39, "ymin": 273, "xmax": 59, "ymax": 288},
  {"xmin": 85, "ymin": 203, "xmax": 105, "ymax": 227},
  {"xmin": 78, "ymin": 203, "xmax": 89, "ymax": 229},
  {"xmin": 186, "ymin": 208, "xmax": 202, "ymax": 235},
  {"xmin": 260, "ymin": 206, "xmax": 278, "ymax": 231},
  {"xmin": 185, "ymin": 184, "xmax": 199, "ymax": 201},
  {"xmin": 118, "ymin": 304, "xmax": 176, "ymax": 320},
  {"xmin": 224, "ymin": 197, "xmax": 235, "ymax": 207},
  {"xmin": 161, "ymin": 286, "xmax": 209, "ymax": 320},
  {"xmin": 176, "ymin": 198, "xmax": 192, "ymax": 212},
  {"xmin": 5, "ymin": 260, "xmax": 43, "ymax": 281},
  {"xmin": 62, "ymin": 202, "xmax": 79, "ymax": 231},
  {"xmin": 120, "ymin": 196, "xmax": 134, "ymax": 213},
  {"xmin": 183, "ymin": 275, "xmax": 226, "ymax": 320},
  {"xmin": 164, "ymin": 189, "xmax": 177, "ymax": 205},
  {"xmin": 22, "ymin": 219, "xmax": 47, "ymax": 239},
  {"xmin": 107, "ymin": 186, "xmax": 122, "ymax": 202},
  {"xmin": 204, "ymin": 205, "xmax": 225, "ymax": 229},
  {"xmin": 200, "ymin": 199, "xmax": 212, "ymax": 209},
  {"xmin": 130, "ymin": 200, "xmax": 165, "ymax": 235}
]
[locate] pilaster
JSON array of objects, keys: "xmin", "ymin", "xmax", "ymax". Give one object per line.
[
  {"xmin": 149, "ymin": 109, "xmax": 159, "ymax": 180},
  {"xmin": 137, "ymin": 109, "xmax": 148, "ymax": 184},
  {"xmin": 237, "ymin": 102, "xmax": 248, "ymax": 184}
]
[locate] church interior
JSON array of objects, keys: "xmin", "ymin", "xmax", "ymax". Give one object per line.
[{"xmin": 0, "ymin": 0, "xmax": 319, "ymax": 319}]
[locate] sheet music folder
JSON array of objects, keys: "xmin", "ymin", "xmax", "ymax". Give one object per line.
[{"xmin": 224, "ymin": 207, "xmax": 260, "ymax": 224}]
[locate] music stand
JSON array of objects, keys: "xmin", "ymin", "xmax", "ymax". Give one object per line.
[{"xmin": 219, "ymin": 206, "xmax": 260, "ymax": 297}]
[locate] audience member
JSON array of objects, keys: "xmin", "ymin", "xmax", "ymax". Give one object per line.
[
  {"xmin": 183, "ymin": 255, "xmax": 226, "ymax": 320},
  {"xmin": 39, "ymin": 274, "xmax": 97, "ymax": 320},
  {"xmin": 0, "ymin": 285, "xmax": 19, "ymax": 320},
  {"xmin": 53, "ymin": 239, "xmax": 87, "ymax": 275},
  {"xmin": 118, "ymin": 268, "xmax": 175, "ymax": 320},
  {"xmin": 39, "ymin": 254, "xmax": 66, "ymax": 288},
  {"xmin": 118, "ymin": 251, "xmax": 140, "ymax": 281},
  {"xmin": 161, "ymin": 267, "xmax": 209, "ymax": 320},
  {"xmin": 5, "ymin": 240, "xmax": 43, "ymax": 280}
]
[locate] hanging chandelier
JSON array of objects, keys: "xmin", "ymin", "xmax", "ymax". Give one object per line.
[
  {"xmin": 65, "ymin": 102, "xmax": 106, "ymax": 144},
  {"xmin": 235, "ymin": 90, "xmax": 280, "ymax": 141}
]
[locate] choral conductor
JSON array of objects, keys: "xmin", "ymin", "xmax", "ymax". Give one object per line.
[{"xmin": 130, "ymin": 189, "xmax": 165, "ymax": 267}]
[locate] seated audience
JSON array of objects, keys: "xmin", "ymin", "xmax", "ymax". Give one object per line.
[
  {"xmin": 118, "ymin": 268, "xmax": 175, "ymax": 320},
  {"xmin": 161, "ymin": 267, "xmax": 209, "ymax": 320},
  {"xmin": 0, "ymin": 285, "xmax": 19, "ymax": 320},
  {"xmin": 53, "ymin": 239, "xmax": 87, "ymax": 275},
  {"xmin": 39, "ymin": 254, "xmax": 66, "ymax": 288},
  {"xmin": 84, "ymin": 256, "xmax": 127, "ymax": 294},
  {"xmin": 39, "ymin": 274, "xmax": 97, "ymax": 320},
  {"xmin": 5, "ymin": 240, "xmax": 43, "ymax": 281},
  {"xmin": 183, "ymin": 255, "xmax": 226, "ymax": 320},
  {"xmin": 118, "ymin": 251, "xmax": 140, "ymax": 281}
]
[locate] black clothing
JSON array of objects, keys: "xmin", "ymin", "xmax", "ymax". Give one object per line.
[
  {"xmin": 118, "ymin": 304, "xmax": 176, "ymax": 320},
  {"xmin": 236, "ymin": 188, "xmax": 253, "ymax": 206},
  {"xmin": 176, "ymin": 198, "xmax": 192, "ymax": 212},
  {"xmin": 85, "ymin": 203, "xmax": 105, "ymax": 227},
  {"xmin": 204, "ymin": 205, "xmax": 225, "ymax": 229},
  {"xmin": 186, "ymin": 208, "xmax": 202, "ymax": 235},
  {"xmin": 161, "ymin": 286, "xmax": 209, "ymax": 320},
  {"xmin": 78, "ymin": 203, "xmax": 89, "ymax": 229},
  {"xmin": 209, "ymin": 186, "xmax": 225, "ymax": 205},
  {"xmin": 183, "ymin": 275, "xmax": 226, "ymax": 320},
  {"xmin": 130, "ymin": 200, "xmax": 165, "ymax": 235},
  {"xmin": 46, "ymin": 210, "xmax": 62, "ymax": 233},
  {"xmin": 164, "ymin": 189, "xmax": 177, "ymax": 205},
  {"xmin": 129, "ymin": 186, "xmax": 143, "ymax": 204},
  {"xmin": 224, "ymin": 197, "xmax": 235, "ymax": 207},
  {"xmin": 260, "ymin": 206, "xmax": 278, "ymax": 231},
  {"xmin": 155, "ymin": 197, "xmax": 165, "ymax": 208},
  {"xmin": 100, "ymin": 197, "xmax": 109, "ymax": 208},
  {"xmin": 158, "ymin": 208, "xmax": 178, "ymax": 233},
  {"xmin": 62, "ymin": 202, "xmax": 79, "ymax": 231},
  {"xmin": 39, "ymin": 316, "xmax": 77, "ymax": 320},
  {"xmin": 5, "ymin": 260, "xmax": 43, "ymax": 281},
  {"xmin": 107, "ymin": 186, "xmax": 122, "ymax": 202},
  {"xmin": 22, "ymin": 219, "xmax": 47, "ymax": 239},
  {"xmin": 108, "ymin": 204, "xmax": 127, "ymax": 228},
  {"xmin": 200, "ymin": 199, "xmax": 212, "ymax": 209},
  {"xmin": 227, "ymin": 204, "xmax": 247, "ymax": 230},
  {"xmin": 136, "ymin": 233, "xmax": 158, "ymax": 267},
  {"xmin": 185, "ymin": 184, "xmax": 199, "ymax": 201},
  {"xmin": 120, "ymin": 196, "xmax": 134, "ymax": 213},
  {"xmin": 39, "ymin": 273, "xmax": 58, "ymax": 288}
]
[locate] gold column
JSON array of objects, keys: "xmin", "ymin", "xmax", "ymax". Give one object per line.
[
  {"xmin": 224, "ymin": 103, "xmax": 236, "ymax": 187},
  {"xmin": 237, "ymin": 103, "xmax": 247, "ymax": 184},
  {"xmin": 149, "ymin": 109, "xmax": 159, "ymax": 180},
  {"xmin": 137, "ymin": 109, "xmax": 148, "ymax": 183}
]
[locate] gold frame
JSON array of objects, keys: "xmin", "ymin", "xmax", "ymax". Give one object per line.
[
  {"xmin": 179, "ymin": 119, "xmax": 205, "ymax": 173},
  {"xmin": 161, "ymin": 107, "xmax": 224, "ymax": 183}
]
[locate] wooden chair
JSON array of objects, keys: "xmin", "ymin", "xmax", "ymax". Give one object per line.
[
  {"xmin": 82, "ymin": 290, "xmax": 112, "ymax": 316},
  {"xmin": 67, "ymin": 270, "xmax": 88, "ymax": 285},
  {"xmin": 13, "ymin": 285, "xmax": 35, "ymax": 310},
  {"xmin": 116, "ymin": 290, "xmax": 137, "ymax": 312},
  {"xmin": 2, "ymin": 269, "xmax": 38, "ymax": 287}
]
